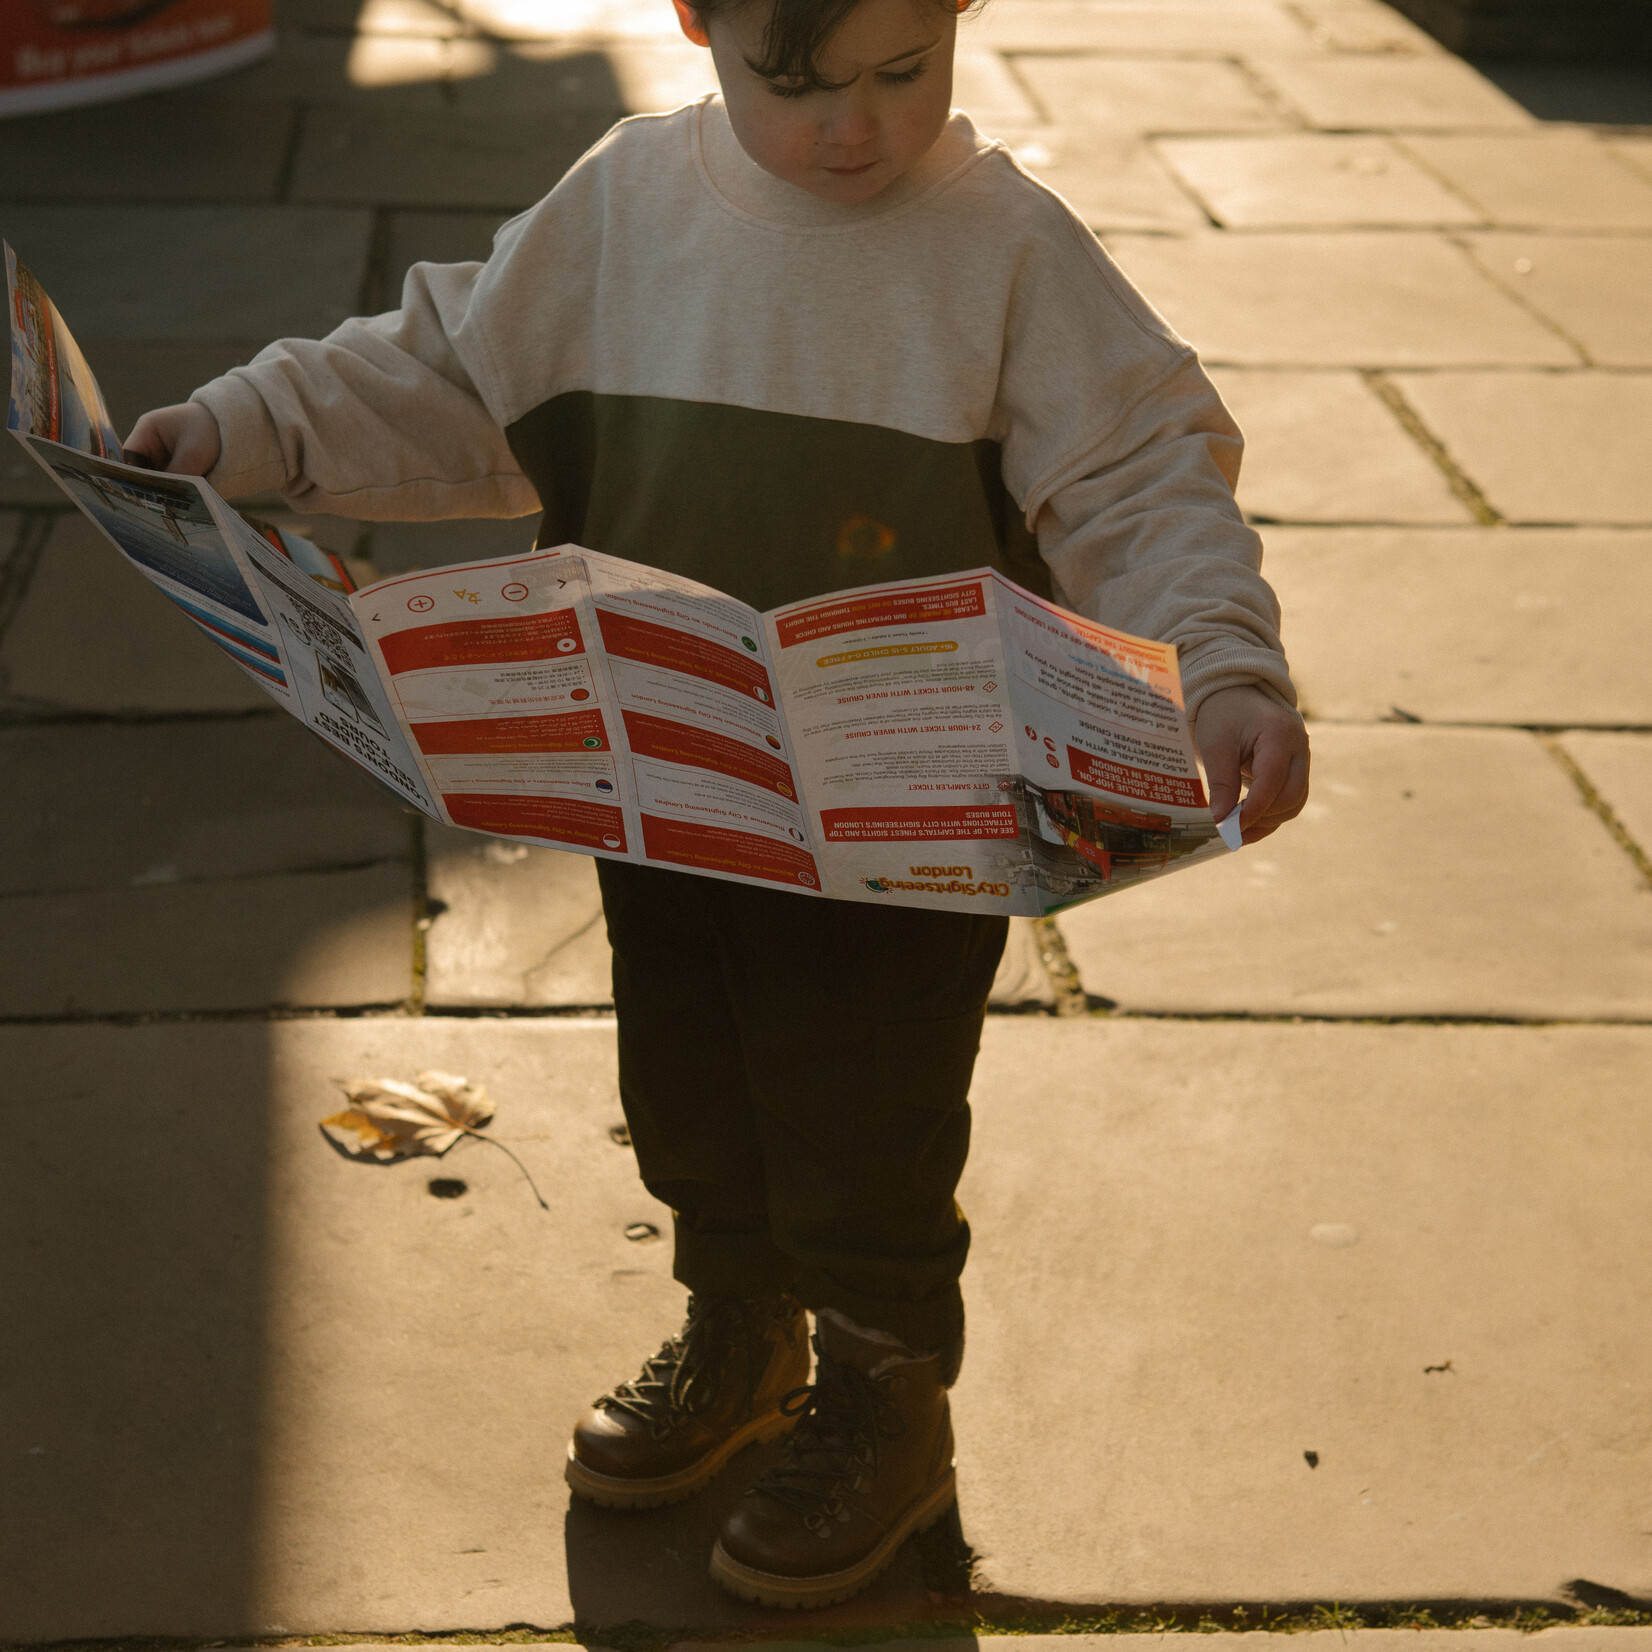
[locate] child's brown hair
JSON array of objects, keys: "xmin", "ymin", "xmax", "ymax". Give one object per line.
[{"xmin": 688, "ymin": 0, "xmax": 976, "ymax": 90}]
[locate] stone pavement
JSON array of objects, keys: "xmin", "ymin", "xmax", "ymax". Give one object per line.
[{"xmin": 2, "ymin": 0, "xmax": 1651, "ymax": 1640}]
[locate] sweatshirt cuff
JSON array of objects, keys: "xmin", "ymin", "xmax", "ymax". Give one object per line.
[
  {"xmin": 190, "ymin": 371, "xmax": 289, "ymax": 500},
  {"xmin": 1179, "ymin": 642, "xmax": 1300, "ymax": 727}
]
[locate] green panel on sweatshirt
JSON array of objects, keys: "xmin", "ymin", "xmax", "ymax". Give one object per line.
[{"xmin": 504, "ymin": 390, "xmax": 1052, "ymax": 614}]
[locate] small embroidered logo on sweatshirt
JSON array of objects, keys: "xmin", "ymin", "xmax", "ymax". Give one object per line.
[{"xmin": 836, "ymin": 514, "xmax": 896, "ymax": 563}]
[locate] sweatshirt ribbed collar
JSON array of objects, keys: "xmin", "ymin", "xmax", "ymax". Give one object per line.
[{"xmin": 693, "ymin": 95, "xmax": 988, "ymax": 230}]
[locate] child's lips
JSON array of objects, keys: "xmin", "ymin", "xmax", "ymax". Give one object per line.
[{"xmin": 824, "ymin": 159, "xmax": 880, "ymax": 176}]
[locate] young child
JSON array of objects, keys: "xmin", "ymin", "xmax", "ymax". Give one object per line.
[{"xmin": 129, "ymin": 0, "xmax": 1309, "ymax": 1610}]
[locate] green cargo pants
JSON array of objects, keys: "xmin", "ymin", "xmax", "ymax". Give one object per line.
[{"xmin": 596, "ymin": 860, "xmax": 1008, "ymax": 1358}]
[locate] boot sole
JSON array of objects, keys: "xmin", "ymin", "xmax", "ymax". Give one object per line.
[
  {"xmin": 707, "ymin": 1465, "xmax": 957, "ymax": 1608},
  {"xmin": 565, "ymin": 1408, "xmax": 797, "ymax": 1511}
]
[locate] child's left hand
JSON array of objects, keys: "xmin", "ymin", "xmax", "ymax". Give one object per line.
[{"xmin": 1194, "ymin": 685, "xmax": 1311, "ymax": 846}]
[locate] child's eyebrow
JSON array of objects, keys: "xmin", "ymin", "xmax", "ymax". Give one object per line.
[{"xmin": 871, "ymin": 38, "xmax": 939, "ymax": 67}]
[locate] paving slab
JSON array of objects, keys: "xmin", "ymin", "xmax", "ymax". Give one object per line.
[
  {"xmin": 1157, "ymin": 133, "xmax": 1481, "ymax": 229},
  {"xmin": 426, "ymin": 823, "xmax": 614, "ymax": 1008},
  {"xmin": 966, "ymin": 1, "xmax": 1316, "ymax": 56},
  {"xmin": 385, "ymin": 210, "xmax": 512, "ymax": 295},
  {"xmin": 0, "ymin": 95, "xmax": 294, "ymax": 203},
  {"xmin": 1004, "ymin": 130, "xmax": 1208, "ymax": 231},
  {"xmin": 1010, "ymin": 57, "xmax": 1288, "ymax": 135},
  {"xmin": 1461, "ymin": 233, "xmax": 1652, "ymax": 368},
  {"xmin": 291, "ymin": 105, "xmax": 618, "ymax": 210},
  {"xmin": 276, "ymin": 0, "xmax": 370, "ymax": 25},
  {"xmin": 1401, "ymin": 131, "xmax": 1652, "ymax": 231},
  {"xmin": 0, "ymin": 205, "xmax": 372, "ymax": 346},
  {"xmin": 953, "ymin": 51, "xmax": 1043, "ymax": 131},
  {"xmin": 317, "ymin": 0, "xmax": 473, "ymax": 34},
  {"xmin": 1560, "ymin": 732, "xmax": 1652, "ymax": 863},
  {"xmin": 0, "ymin": 441, "xmax": 62, "ymax": 506},
  {"xmin": 449, "ymin": 0, "xmax": 685, "ymax": 40},
  {"xmin": 210, "ymin": 29, "xmax": 456, "ymax": 105},
  {"xmin": 1284, "ymin": 0, "xmax": 1448, "ymax": 55},
  {"xmin": 11, "ymin": 1015, "xmax": 1650, "ymax": 1634},
  {"xmin": 1103, "ymin": 232, "xmax": 1577, "ymax": 366},
  {"xmin": 1057, "ymin": 723, "xmax": 1652, "ymax": 1019},
  {"xmin": 1250, "ymin": 54, "xmax": 1535, "ymax": 129},
  {"xmin": 72, "ymin": 342, "xmax": 254, "ymax": 437},
  {"xmin": 337, "ymin": 30, "xmax": 502, "ymax": 94},
  {"xmin": 0, "ymin": 860, "xmax": 413, "ymax": 1016},
  {"xmin": 367, "ymin": 514, "xmax": 539, "ymax": 574},
  {"xmin": 586, "ymin": 38, "xmax": 717, "ymax": 113},
  {"xmin": 2, "ymin": 1022, "xmax": 275, "ymax": 1638},
  {"xmin": 1208, "ymin": 369, "xmax": 1471, "ymax": 523},
  {"xmin": 442, "ymin": 40, "xmax": 634, "ymax": 112},
  {"xmin": 425, "ymin": 826, "xmax": 1054, "ymax": 1010},
  {"xmin": 1264, "ymin": 527, "xmax": 1652, "ymax": 726},
  {"xmin": 0, "ymin": 719, "xmax": 409, "ymax": 898},
  {"xmin": 0, "ymin": 1016, "xmax": 921, "ymax": 1638},
  {"xmin": 1606, "ymin": 135, "xmax": 1652, "ymax": 185},
  {"xmin": 1391, "ymin": 371, "xmax": 1652, "ymax": 524},
  {"xmin": 0, "ymin": 515, "xmax": 271, "ymax": 716},
  {"xmin": 959, "ymin": 1018, "xmax": 1652, "ymax": 1602}
]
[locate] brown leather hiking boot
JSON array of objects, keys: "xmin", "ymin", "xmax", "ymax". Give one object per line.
[
  {"xmin": 709, "ymin": 1308, "xmax": 956, "ymax": 1607},
  {"xmin": 565, "ymin": 1292, "xmax": 809, "ymax": 1509}
]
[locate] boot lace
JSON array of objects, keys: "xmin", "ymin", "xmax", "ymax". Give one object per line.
[
  {"xmin": 748, "ymin": 1344, "xmax": 904, "ymax": 1532},
  {"xmin": 595, "ymin": 1295, "xmax": 767, "ymax": 1442}
]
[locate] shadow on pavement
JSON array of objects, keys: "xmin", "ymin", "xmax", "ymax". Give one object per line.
[
  {"xmin": 1469, "ymin": 60, "xmax": 1652, "ymax": 124},
  {"xmin": 0, "ymin": 1026, "xmax": 273, "ymax": 1638}
]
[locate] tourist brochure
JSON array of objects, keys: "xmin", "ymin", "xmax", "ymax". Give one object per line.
[{"xmin": 6, "ymin": 240, "xmax": 1240, "ymax": 914}]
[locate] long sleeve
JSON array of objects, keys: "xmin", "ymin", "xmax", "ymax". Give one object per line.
[
  {"xmin": 992, "ymin": 188, "xmax": 1296, "ymax": 722},
  {"xmin": 1029, "ymin": 353, "xmax": 1294, "ymax": 720},
  {"xmin": 190, "ymin": 250, "xmax": 539, "ymax": 520}
]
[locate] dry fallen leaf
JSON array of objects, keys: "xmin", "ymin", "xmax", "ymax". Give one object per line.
[
  {"xmin": 322, "ymin": 1069, "xmax": 494, "ymax": 1160},
  {"xmin": 320, "ymin": 1070, "xmax": 548, "ymax": 1209}
]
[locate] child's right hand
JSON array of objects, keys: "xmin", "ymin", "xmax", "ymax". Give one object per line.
[{"xmin": 124, "ymin": 402, "xmax": 221, "ymax": 475}]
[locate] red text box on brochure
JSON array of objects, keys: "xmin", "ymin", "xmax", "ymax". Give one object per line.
[
  {"xmin": 776, "ymin": 580, "xmax": 987, "ymax": 649},
  {"xmin": 597, "ymin": 609, "xmax": 773, "ymax": 702},
  {"xmin": 641, "ymin": 815, "xmax": 820, "ymax": 889},
  {"xmin": 819, "ymin": 806, "xmax": 1020, "ymax": 842},
  {"xmin": 379, "ymin": 607, "xmax": 582, "ymax": 675},
  {"xmin": 444, "ymin": 792, "xmax": 626, "ymax": 852},
  {"xmin": 1065, "ymin": 747, "xmax": 1207, "ymax": 808},
  {"xmin": 624, "ymin": 711, "xmax": 797, "ymax": 799},
  {"xmin": 411, "ymin": 707, "xmax": 608, "ymax": 756}
]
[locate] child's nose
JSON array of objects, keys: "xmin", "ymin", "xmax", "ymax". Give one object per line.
[{"xmin": 820, "ymin": 87, "xmax": 877, "ymax": 148}]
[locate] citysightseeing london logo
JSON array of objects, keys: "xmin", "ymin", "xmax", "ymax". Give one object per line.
[{"xmin": 862, "ymin": 865, "xmax": 1011, "ymax": 898}]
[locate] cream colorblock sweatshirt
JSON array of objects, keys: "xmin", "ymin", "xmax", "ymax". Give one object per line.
[{"xmin": 192, "ymin": 96, "xmax": 1295, "ymax": 720}]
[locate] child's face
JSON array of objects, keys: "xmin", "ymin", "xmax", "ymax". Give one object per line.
[{"xmin": 677, "ymin": 0, "xmax": 958, "ymax": 205}]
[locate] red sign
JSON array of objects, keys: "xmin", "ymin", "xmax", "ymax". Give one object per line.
[
  {"xmin": 442, "ymin": 792, "xmax": 626, "ymax": 852},
  {"xmin": 641, "ymin": 815, "xmax": 819, "ymax": 888},
  {"xmin": 412, "ymin": 707, "xmax": 608, "ymax": 756},
  {"xmin": 379, "ymin": 607, "xmax": 583, "ymax": 675},
  {"xmin": 2, "ymin": 0, "xmax": 273, "ymax": 115},
  {"xmin": 624, "ymin": 711, "xmax": 795, "ymax": 798},
  {"xmin": 596, "ymin": 608, "xmax": 773, "ymax": 702},
  {"xmin": 775, "ymin": 580, "xmax": 986, "ymax": 649},
  {"xmin": 818, "ymin": 805, "xmax": 1020, "ymax": 842},
  {"xmin": 1065, "ymin": 746, "xmax": 1206, "ymax": 808}
]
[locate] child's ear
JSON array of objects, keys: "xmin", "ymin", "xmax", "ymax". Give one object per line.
[{"xmin": 672, "ymin": 0, "xmax": 711, "ymax": 46}]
